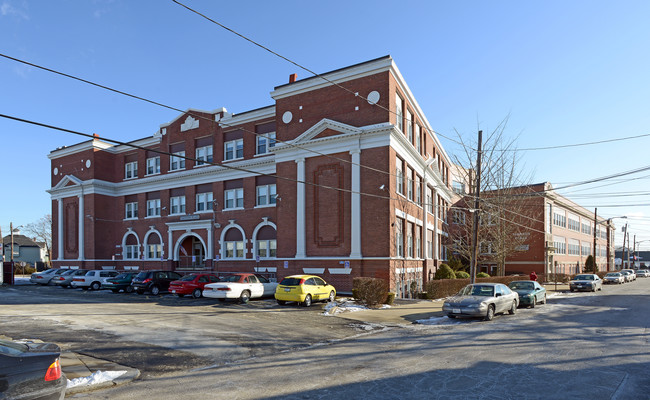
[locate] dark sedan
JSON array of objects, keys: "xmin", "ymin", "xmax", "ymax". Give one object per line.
[
  {"xmin": 508, "ymin": 280, "xmax": 547, "ymax": 308},
  {"xmin": 103, "ymin": 272, "xmax": 138, "ymax": 293},
  {"xmin": 132, "ymin": 270, "xmax": 183, "ymax": 295},
  {"xmin": 0, "ymin": 339, "xmax": 66, "ymax": 400}
]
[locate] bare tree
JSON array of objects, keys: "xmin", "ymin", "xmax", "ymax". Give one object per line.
[
  {"xmin": 446, "ymin": 117, "xmax": 535, "ymax": 276},
  {"xmin": 23, "ymin": 214, "xmax": 52, "ymax": 267}
]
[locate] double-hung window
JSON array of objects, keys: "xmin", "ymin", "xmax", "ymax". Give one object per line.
[
  {"xmin": 124, "ymin": 161, "xmax": 137, "ymax": 179},
  {"xmin": 146, "ymin": 199, "xmax": 161, "ymax": 217},
  {"xmin": 125, "ymin": 245, "xmax": 138, "ymax": 259},
  {"xmin": 396, "ymin": 94, "xmax": 404, "ymax": 132},
  {"xmin": 225, "ymin": 188, "xmax": 244, "ymax": 209},
  {"xmin": 256, "ymin": 184, "xmax": 276, "ymax": 206},
  {"xmin": 415, "ymin": 124, "xmax": 421, "ymax": 154},
  {"xmin": 195, "ymin": 145, "xmax": 213, "ymax": 166},
  {"xmin": 224, "ymin": 139, "xmax": 243, "ymax": 161},
  {"xmin": 407, "ymin": 110, "xmax": 413, "ymax": 142},
  {"xmin": 125, "ymin": 202, "xmax": 138, "ymax": 219},
  {"xmin": 170, "ymin": 196, "xmax": 185, "ymax": 215},
  {"xmin": 195, "ymin": 192, "xmax": 213, "ymax": 212},
  {"xmin": 396, "ymin": 158, "xmax": 404, "ymax": 195},
  {"xmin": 396, "ymin": 218, "xmax": 404, "ymax": 257},
  {"xmin": 256, "ymin": 132, "xmax": 276, "ymax": 155},
  {"xmin": 146, "ymin": 157, "xmax": 160, "ymax": 175},
  {"xmin": 170, "ymin": 151, "xmax": 185, "ymax": 171},
  {"xmin": 407, "ymin": 168, "xmax": 414, "ymax": 201}
]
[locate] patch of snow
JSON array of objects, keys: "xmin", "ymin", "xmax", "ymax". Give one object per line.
[
  {"xmin": 322, "ymin": 298, "xmax": 390, "ymax": 316},
  {"xmin": 415, "ymin": 315, "xmax": 464, "ymax": 325},
  {"xmin": 67, "ymin": 370, "xmax": 127, "ymax": 389}
]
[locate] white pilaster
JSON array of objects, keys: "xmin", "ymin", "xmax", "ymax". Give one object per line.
[
  {"xmin": 207, "ymin": 226, "xmax": 213, "ymax": 259},
  {"xmin": 78, "ymin": 194, "xmax": 84, "ymax": 260},
  {"xmin": 57, "ymin": 199, "xmax": 63, "ymax": 260},
  {"xmin": 433, "ymin": 193, "xmax": 439, "ymax": 260},
  {"xmin": 350, "ymin": 149, "xmax": 362, "ymax": 258},
  {"xmin": 167, "ymin": 229, "xmax": 173, "ymax": 260},
  {"xmin": 296, "ymin": 158, "xmax": 306, "ymax": 258}
]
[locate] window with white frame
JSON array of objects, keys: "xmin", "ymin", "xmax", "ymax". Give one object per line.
[
  {"xmin": 124, "ymin": 161, "xmax": 137, "ymax": 179},
  {"xmin": 427, "ymin": 229, "xmax": 433, "ymax": 259},
  {"xmin": 195, "ymin": 192, "xmax": 213, "ymax": 212},
  {"xmin": 146, "ymin": 156, "xmax": 160, "ymax": 175},
  {"xmin": 406, "ymin": 110, "xmax": 413, "ymax": 143},
  {"xmin": 146, "ymin": 199, "xmax": 161, "ymax": 217},
  {"xmin": 396, "ymin": 158, "xmax": 404, "ymax": 195},
  {"xmin": 170, "ymin": 151, "xmax": 185, "ymax": 171},
  {"xmin": 426, "ymin": 187, "xmax": 433, "ymax": 214},
  {"xmin": 170, "ymin": 196, "xmax": 185, "ymax": 215},
  {"xmin": 225, "ymin": 188, "xmax": 244, "ymax": 209},
  {"xmin": 415, "ymin": 124, "xmax": 421, "ymax": 154},
  {"xmin": 452, "ymin": 180, "xmax": 465, "ymax": 195},
  {"xmin": 568, "ymin": 239, "xmax": 580, "ymax": 255},
  {"xmin": 567, "ymin": 214, "xmax": 580, "ymax": 231},
  {"xmin": 195, "ymin": 145, "xmax": 213, "ymax": 166},
  {"xmin": 396, "ymin": 94, "xmax": 403, "ymax": 132},
  {"xmin": 581, "ymin": 242, "xmax": 591, "ymax": 256},
  {"xmin": 553, "ymin": 210, "xmax": 566, "ymax": 227},
  {"xmin": 415, "ymin": 226, "xmax": 421, "ymax": 258},
  {"xmin": 224, "ymin": 228, "xmax": 245, "ymax": 259},
  {"xmin": 125, "ymin": 202, "xmax": 138, "ymax": 219},
  {"xmin": 415, "ymin": 176, "xmax": 421, "ymax": 204},
  {"xmin": 256, "ymin": 132, "xmax": 276, "ymax": 155},
  {"xmin": 255, "ymin": 225, "xmax": 277, "ymax": 258},
  {"xmin": 581, "ymin": 221, "xmax": 592, "ymax": 235},
  {"xmin": 407, "ymin": 222, "xmax": 414, "ymax": 258},
  {"xmin": 256, "ymin": 184, "xmax": 276, "ymax": 206},
  {"xmin": 480, "ymin": 241, "xmax": 494, "ymax": 254},
  {"xmin": 224, "ymin": 139, "xmax": 243, "ymax": 161},
  {"xmin": 452, "ymin": 210, "xmax": 465, "ymax": 225},
  {"xmin": 147, "ymin": 243, "xmax": 162, "ymax": 259},
  {"xmin": 553, "ymin": 236, "xmax": 566, "ymax": 255},
  {"xmin": 396, "ymin": 218, "xmax": 404, "ymax": 257},
  {"xmin": 125, "ymin": 245, "xmax": 138, "ymax": 259},
  {"xmin": 407, "ymin": 168, "xmax": 413, "ymax": 201}
]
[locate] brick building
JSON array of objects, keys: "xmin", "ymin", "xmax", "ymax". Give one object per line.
[
  {"xmin": 449, "ymin": 182, "xmax": 616, "ymax": 276},
  {"xmin": 48, "ymin": 56, "xmax": 455, "ymax": 296}
]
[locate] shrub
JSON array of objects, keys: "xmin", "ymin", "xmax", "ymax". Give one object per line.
[
  {"xmin": 352, "ymin": 277, "xmax": 389, "ymax": 307},
  {"xmin": 385, "ymin": 292, "xmax": 395, "ymax": 305},
  {"xmin": 447, "ymin": 256, "xmax": 466, "ymax": 272},
  {"xmin": 351, "ymin": 288, "xmax": 359, "ymax": 300},
  {"xmin": 455, "ymin": 271, "xmax": 470, "ymax": 279},
  {"xmin": 434, "ymin": 264, "xmax": 456, "ymax": 280},
  {"xmin": 477, "ymin": 272, "xmax": 490, "ymax": 278}
]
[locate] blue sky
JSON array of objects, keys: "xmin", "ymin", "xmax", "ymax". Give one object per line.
[{"xmin": 1, "ymin": 0, "xmax": 650, "ymax": 250}]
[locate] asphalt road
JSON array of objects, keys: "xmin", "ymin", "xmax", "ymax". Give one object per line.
[{"xmin": 2, "ymin": 279, "xmax": 649, "ymax": 399}]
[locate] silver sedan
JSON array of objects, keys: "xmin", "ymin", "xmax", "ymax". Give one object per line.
[
  {"xmin": 443, "ymin": 283, "xmax": 519, "ymax": 321},
  {"xmin": 569, "ymin": 274, "xmax": 603, "ymax": 292}
]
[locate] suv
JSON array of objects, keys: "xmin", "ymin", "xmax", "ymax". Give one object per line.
[
  {"xmin": 70, "ymin": 270, "xmax": 120, "ymax": 290},
  {"xmin": 132, "ymin": 270, "xmax": 183, "ymax": 295}
]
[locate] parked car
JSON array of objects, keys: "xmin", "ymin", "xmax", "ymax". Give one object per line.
[
  {"xmin": 0, "ymin": 338, "xmax": 67, "ymax": 400},
  {"xmin": 70, "ymin": 270, "xmax": 120, "ymax": 290},
  {"xmin": 51, "ymin": 269, "xmax": 89, "ymax": 288},
  {"xmin": 274, "ymin": 275, "xmax": 336, "ymax": 307},
  {"xmin": 621, "ymin": 269, "xmax": 637, "ymax": 281},
  {"xmin": 103, "ymin": 272, "xmax": 139, "ymax": 293},
  {"xmin": 443, "ymin": 283, "xmax": 519, "ymax": 321},
  {"xmin": 569, "ymin": 274, "xmax": 603, "ymax": 292},
  {"xmin": 29, "ymin": 268, "xmax": 66, "ymax": 285},
  {"xmin": 620, "ymin": 270, "xmax": 634, "ymax": 282},
  {"xmin": 170, "ymin": 273, "xmax": 221, "ymax": 298},
  {"xmin": 507, "ymin": 280, "xmax": 546, "ymax": 308},
  {"xmin": 132, "ymin": 270, "xmax": 183, "ymax": 295},
  {"xmin": 636, "ymin": 269, "xmax": 650, "ymax": 278},
  {"xmin": 203, "ymin": 273, "xmax": 277, "ymax": 303},
  {"xmin": 604, "ymin": 272, "xmax": 625, "ymax": 284}
]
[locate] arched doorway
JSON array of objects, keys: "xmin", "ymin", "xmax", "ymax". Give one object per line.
[{"xmin": 176, "ymin": 234, "xmax": 206, "ymax": 270}]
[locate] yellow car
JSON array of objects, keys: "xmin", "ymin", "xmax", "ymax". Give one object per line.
[{"xmin": 275, "ymin": 275, "xmax": 336, "ymax": 307}]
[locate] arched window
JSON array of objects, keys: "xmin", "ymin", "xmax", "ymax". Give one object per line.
[
  {"xmin": 145, "ymin": 231, "xmax": 162, "ymax": 260},
  {"xmin": 224, "ymin": 228, "xmax": 244, "ymax": 259},
  {"xmin": 255, "ymin": 225, "xmax": 277, "ymax": 258},
  {"xmin": 124, "ymin": 233, "xmax": 139, "ymax": 259}
]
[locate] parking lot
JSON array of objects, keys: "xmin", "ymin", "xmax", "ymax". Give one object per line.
[{"xmin": 0, "ymin": 282, "xmax": 370, "ymax": 378}]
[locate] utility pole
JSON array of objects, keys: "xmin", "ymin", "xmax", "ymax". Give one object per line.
[
  {"xmin": 624, "ymin": 223, "xmax": 629, "ymax": 269},
  {"xmin": 592, "ymin": 208, "xmax": 598, "ymax": 272},
  {"xmin": 633, "ymin": 234, "xmax": 636, "ymax": 268},
  {"xmin": 470, "ymin": 130, "xmax": 483, "ymax": 284}
]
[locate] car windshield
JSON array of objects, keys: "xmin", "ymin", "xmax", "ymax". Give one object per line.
[
  {"xmin": 575, "ymin": 275, "xmax": 593, "ymax": 280},
  {"xmin": 280, "ymin": 277, "xmax": 303, "ymax": 286},
  {"xmin": 61, "ymin": 270, "xmax": 76, "ymax": 276},
  {"xmin": 606, "ymin": 273, "xmax": 620, "ymax": 277},
  {"xmin": 509, "ymin": 282, "xmax": 533, "ymax": 290},
  {"xmin": 135, "ymin": 272, "xmax": 151, "ymax": 280},
  {"xmin": 180, "ymin": 274, "xmax": 198, "ymax": 281},
  {"xmin": 459, "ymin": 285, "xmax": 494, "ymax": 297},
  {"xmin": 0, "ymin": 340, "xmax": 28, "ymax": 356},
  {"xmin": 222, "ymin": 275, "xmax": 244, "ymax": 283},
  {"xmin": 114, "ymin": 273, "xmax": 130, "ymax": 279}
]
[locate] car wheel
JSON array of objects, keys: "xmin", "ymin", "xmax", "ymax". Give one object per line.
[
  {"xmin": 126, "ymin": 285, "xmax": 134, "ymax": 293},
  {"xmin": 541, "ymin": 294, "xmax": 547, "ymax": 304},
  {"xmin": 192, "ymin": 289, "xmax": 202, "ymax": 299},
  {"xmin": 111, "ymin": 289, "xmax": 119, "ymax": 293},
  {"xmin": 302, "ymin": 294, "xmax": 312, "ymax": 307},
  {"xmin": 91, "ymin": 282, "xmax": 101, "ymax": 291},
  {"xmin": 277, "ymin": 300, "xmax": 286, "ymax": 306},
  {"xmin": 239, "ymin": 290, "xmax": 251, "ymax": 304},
  {"xmin": 508, "ymin": 301, "xmax": 517, "ymax": 315},
  {"xmin": 328, "ymin": 291, "xmax": 336, "ymax": 303},
  {"xmin": 151, "ymin": 286, "xmax": 160, "ymax": 296},
  {"xmin": 484, "ymin": 305, "xmax": 495, "ymax": 321},
  {"xmin": 530, "ymin": 297, "xmax": 536, "ymax": 308}
]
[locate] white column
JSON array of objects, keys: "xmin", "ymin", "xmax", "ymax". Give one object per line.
[
  {"xmin": 296, "ymin": 158, "xmax": 306, "ymax": 258},
  {"xmin": 78, "ymin": 194, "xmax": 84, "ymax": 260},
  {"xmin": 350, "ymin": 149, "xmax": 362, "ymax": 258},
  {"xmin": 433, "ymin": 192, "xmax": 439, "ymax": 260},
  {"xmin": 57, "ymin": 199, "xmax": 64, "ymax": 260},
  {"xmin": 207, "ymin": 226, "xmax": 213, "ymax": 259},
  {"xmin": 167, "ymin": 229, "xmax": 173, "ymax": 260}
]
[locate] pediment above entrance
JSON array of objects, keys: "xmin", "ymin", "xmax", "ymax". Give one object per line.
[{"xmin": 292, "ymin": 119, "xmax": 362, "ymax": 145}]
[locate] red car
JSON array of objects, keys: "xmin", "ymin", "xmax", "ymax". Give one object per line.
[{"xmin": 169, "ymin": 273, "xmax": 221, "ymax": 298}]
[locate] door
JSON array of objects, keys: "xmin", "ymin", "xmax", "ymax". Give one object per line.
[{"xmin": 247, "ymin": 275, "xmax": 264, "ymax": 298}]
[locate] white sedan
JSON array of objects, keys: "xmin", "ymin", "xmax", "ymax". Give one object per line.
[{"xmin": 203, "ymin": 273, "xmax": 278, "ymax": 303}]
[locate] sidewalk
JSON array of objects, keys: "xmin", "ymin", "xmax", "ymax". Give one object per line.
[
  {"xmin": 339, "ymin": 283, "xmax": 570, "ymax": 326},
  {"xmin": 61, "ymin": 352, "xmax": 140, "ymax": 395}
]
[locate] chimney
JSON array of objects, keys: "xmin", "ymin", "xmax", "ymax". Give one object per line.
[
  {"xmin": 289, "ymin": 73, "xmax": 298, "ymax": 83},
  {"xmin": 93, "ymin": 133, "xmax": 100, "ymax": 140}
]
